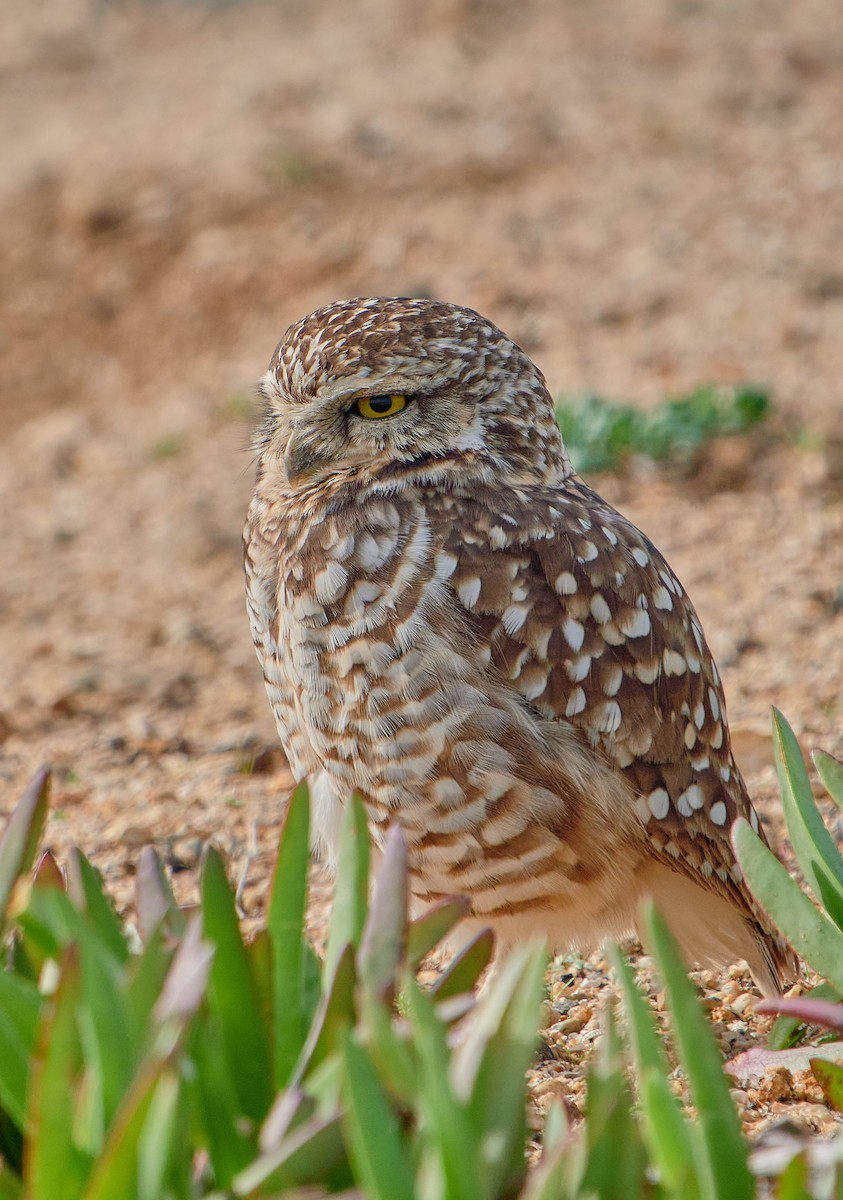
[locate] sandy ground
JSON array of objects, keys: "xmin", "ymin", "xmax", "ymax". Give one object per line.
[{"xmin": 1, "ymin": 0, "xmax": 842, "ymax": 1147}]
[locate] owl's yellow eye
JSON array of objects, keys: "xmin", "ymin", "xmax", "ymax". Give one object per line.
[{"xmin": 355, "ymin": 394, "xmax": 407, "ymax": 420}]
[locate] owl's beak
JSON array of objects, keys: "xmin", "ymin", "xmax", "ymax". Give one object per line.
[{"xmin": 284, "ymin": 433, "xmax": 326, "ymax": 486}]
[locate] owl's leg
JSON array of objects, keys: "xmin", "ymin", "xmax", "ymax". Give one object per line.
[
  {"xmin": 308, "ymin": 773, "xmax": 386, "ymax": 884},
  {"xmin": 309, "ymin": 771, "xmax": 346, "ymax": 873}
]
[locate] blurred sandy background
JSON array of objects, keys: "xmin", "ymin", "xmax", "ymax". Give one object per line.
[{"xmin": 1, "ymin": 0, "xmax": 841, "ymax": 911}]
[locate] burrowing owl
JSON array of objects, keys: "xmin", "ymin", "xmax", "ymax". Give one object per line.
[{"xmin": 244, "ymin": 296, "xmax": 794, "ymax": 994}]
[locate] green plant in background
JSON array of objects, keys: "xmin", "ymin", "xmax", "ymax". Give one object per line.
[
  {"xmin": 1, "ymin": 711, "xmax": 843, "ymax": 1199},
  {"xmin": 555, "ymin": 384, "xmax": 770, "ymax": 474},
  {"xmin": 149, "ymin": 433, "xmax": 189, "ymax": 461}
]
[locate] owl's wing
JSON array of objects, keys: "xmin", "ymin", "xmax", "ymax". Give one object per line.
[{"xmin": 435, "ymin": 478, "xmax": 760, "ymax": 886}]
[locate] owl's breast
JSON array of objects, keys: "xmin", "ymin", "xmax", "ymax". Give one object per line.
[{"xmin": 257, "ymin": 492, "xmax": 469, "ymax": 798}]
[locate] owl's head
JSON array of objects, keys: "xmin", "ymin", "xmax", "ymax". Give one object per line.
[{"xmin": 254, "ymin": 297, "xmax": 572, "ymax": 492}]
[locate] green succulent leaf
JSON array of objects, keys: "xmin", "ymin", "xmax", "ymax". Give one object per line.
[
  {"xmin": 608, "ymin": 944, "xmax": 698, "ymax": 1198},
  {"xmin": 430, "ymin": 929, "xmax": 495, "ymax": 1002},
  {"xmin": 267, "ymin": 782, "xmax": 320, "ymax": 1089},
  {"xmin": 733, "ymin": 818, "xmax": 843, "ymax": 992},
  {"xmin": 774, "ymin": 1150, "xmax": 811, "ymax": 1200},
  {"xmin": 189, "ymin": 1019, "xmax": 255, "ymax": 1187},
  {"xmin": 358, "ymin": 824, "xmax": 409, "ymax": 1002},
  {"xmin": 0, "ymin": 769, "xmax": 50, "ymax": 932},
  {"xmin": 26, "ymin": 946, "xmax": 91, "ymax": 1200},
  {"xmin": 404, "ymin": 980, "xmax": 481, "ymax": 1200},
  {"xmin": 766, "ymin": 980, "xmax": 843, "ymax": 1050},
  {"xmin": 815, "ymin": 750, "xmax": 843, "ymax": 813},
  {"xmin": 66, "ymin": 850, "xmax": 129, "ymax": 966},
  {"xmin": 135, "ymin": 846, "xmax": 184, "ymax": 943},
  {"xmin": 643, "ymin": 901, "xmax": 753, "ymax": 1200},
  {"xmin": 81, "ymin": 1066, "xmax": 179, "ymax": 1200},
  {"xmin": 406, "ymin": 896, "xmax": 471, "ymax": 970},
  {"xmin": 292, "ymin": 942, "xmax": 356, "ymax": 1086},
  {"xmin": 0, "ymin": 972, "xmax": 42, "ymax": 1130},
  {"xmin": 323, "ymin": 795, "xmax": 369, "ymax": 987},
  {"xmin": 772, "ymin": 708, "xmax": 843, "ymax": 930},
  {"xmin": 342, "ymin": 1034, "xmax": 415, "ymax": 1200},
  {"xmin": 200, "ymin": 846, "xmax": 274, "ymax": 1121},
  {"xmin": 22, "ymin": 888, "xmax": 132, "ymax": 1141},
  {"xmin": 456, "ymin": 941, "xmax": 547, "ymax": 1193},
  {"xmin": 32, "ymin": 851, "xmax": 63, "ymax": 892},
  {"xmin": 578, "ymin": 1004, "xmax": 648, "ymax": 1200},
  {"xmin": 233, "ymin": 1112, "xmax": 348, "ymax": 1195},
  {"xmin": 0, "ymin": 1164, "xmax": 22, "ymax": 1200},
  {"xmin": 810, "ymin": 1058, "xmax": 843, "ymax": 1113}
]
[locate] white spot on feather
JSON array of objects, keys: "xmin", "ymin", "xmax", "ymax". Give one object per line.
[
  {"xmin": 530, "ymin": 626, "xmax": 552, "ymax": 659},
  {"xmin": 577, "ymin": 541, "xmax": 599, "ymax": 563},
  {"xmin": 663, "ymin": 649, "xmax": 686, "ymax": 676},
  {"xmin": 687, "ymin": 785, "xmax": 705, "ymax": 810},
  {"xmin": 602, "ymin": 665, "xmax": 623, "ymax": 696},
  {"xmin": 555, "ymin": 571, "xmax": 578, "ymax": 596},
  {"xmin": 634, "ymin": 660, "xmax": 660, "ymax": 684},
  {"xmin": 502, "ymin": 605, "xmax": 529, "ymax": 635},
  {"xmin": 566, "ymin": 654, "xmax": 591, "ymax": 682},
  {"xmin": 595, "ymin": 700, "xmax": 622, "ymax": 734},
  {"xmin": 566, "ymin": 687, "xmax": 587, "ymax": 716},
  {"xmin": 648, "ymin": 788, "xmax": 670, "ymax": 820},
  {"xmin": 621, "ymin": 609, "xmax": 651, "ymax": 639},
  {"xmin": 457, "ymin": 577, "xmax": 482, "ymax": 609},
  {"xmin": 520, "ymin": 670, "xmax": 547, "ymax": 701},
  {"xmin": 563, "ymin": 618, "xmax": 585, "ymax": 652},
  {"xmin": 590, "ymin": 593, "xmax": 611, "ymax": 623},
  {"xmin": 601, "ymin": 622, "xmax": 626, "ymax": 646},
  {"xmin": 344, "ymin": 580, "xmax": 382, "ymax": 617},
  {"xmin": 710, "ymin": 801, "xmax": 728, "ymax": 826}
]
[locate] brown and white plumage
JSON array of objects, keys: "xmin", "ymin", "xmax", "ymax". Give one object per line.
[{"xmin": 244, "ymin": 296, "xmax": 795, "ymax": 994}]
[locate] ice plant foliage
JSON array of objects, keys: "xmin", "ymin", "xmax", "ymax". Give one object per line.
[{"xmin": 0, "ymin": 710, "xmax": 841, "ymax": 1198}]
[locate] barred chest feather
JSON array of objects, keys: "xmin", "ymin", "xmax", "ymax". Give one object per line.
[{"xmin": 246, "ymin": 488, "xmax": 485, "ymax": 815}]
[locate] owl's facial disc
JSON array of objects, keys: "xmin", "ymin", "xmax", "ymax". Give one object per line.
[
  {"xmin": 257, "ymin": 297, "xmax": 572, "ymax": 490},
  {"xmin": 280, "ymin": 380, "xmax": 480, "ymax": 487}
]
